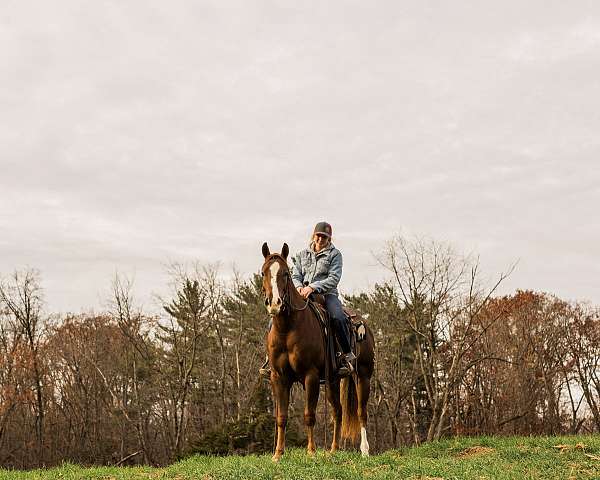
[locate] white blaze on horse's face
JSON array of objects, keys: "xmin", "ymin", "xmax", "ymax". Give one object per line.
[{"xmin": 267, "ymin": 261, "xmax": 283, "ymax": 315}]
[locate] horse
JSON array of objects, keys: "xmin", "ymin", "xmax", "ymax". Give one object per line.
[{"xmin": 261, "ymin": 242, "xmax": 375, "ymax": 462}]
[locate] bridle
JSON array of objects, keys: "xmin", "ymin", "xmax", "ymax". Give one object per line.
[{"xmin": 263, "ymin": 256, "xmax": 309, "ymax": 315}]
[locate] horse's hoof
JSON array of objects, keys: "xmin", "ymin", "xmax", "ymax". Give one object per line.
[
  {"xmin": 272, "ymin": 453, "xmax": 282, "ymax": 463},
  {"xmin": 307, "ymin": 449, "xmax": 316, "ymax": 457}
]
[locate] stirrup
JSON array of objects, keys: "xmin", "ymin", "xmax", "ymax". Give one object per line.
[
  {"xmin": 336, "ymin": 363, "xmax": 353, "ymax": 377},
  {"xmin": 259, "ymin": 359, "xmax": 271, "ymax": 378}
]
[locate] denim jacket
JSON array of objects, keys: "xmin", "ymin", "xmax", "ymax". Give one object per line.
[{"xmin": 290, "ymin": 243, "xmax": 342, "ymax": 296}]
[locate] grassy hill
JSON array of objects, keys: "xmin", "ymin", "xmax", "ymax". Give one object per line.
[{"xmin": 1, "ymin": 435, "xmax": 600, "ymax": 479}]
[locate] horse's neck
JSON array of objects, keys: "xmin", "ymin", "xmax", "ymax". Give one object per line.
[
  {"xmin": 272, "ymin": 312, "xmax": 292, "ymax": 334},
  {"xmin": 287, "ymin": 278, "xmax": 304, "ymax": 306}
]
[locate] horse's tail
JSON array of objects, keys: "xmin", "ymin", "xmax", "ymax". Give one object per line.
[{"xmin": 340, "ymin": 375, "xmax": 360, "ymax": 441}]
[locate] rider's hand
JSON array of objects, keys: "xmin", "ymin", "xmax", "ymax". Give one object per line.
[{"xmin": 300, "ymin": 286, "xmax": 314, "ymax": 298}]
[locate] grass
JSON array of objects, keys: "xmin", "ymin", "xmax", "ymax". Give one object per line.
[{"xmin": 1, "ymin": 435, "xmax": 600, "ymax": 479}]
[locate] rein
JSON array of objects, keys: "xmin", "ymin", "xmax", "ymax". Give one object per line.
[{"xmin": 282, "ymin": 273, "xmax": 310, "ymax": 312}]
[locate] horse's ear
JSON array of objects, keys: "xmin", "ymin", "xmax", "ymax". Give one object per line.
[
  {"xmin": 262, "ymin": 242, "xmax": 270, "ymax": 258},
  {"xmin": 281, "ymin": 243, "xmax": 289, "ymax": 260}
]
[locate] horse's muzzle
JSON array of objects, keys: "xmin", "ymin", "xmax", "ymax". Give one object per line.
[{"xmin": 266, "ymin": 296, "xmax": 283, "ymax": 316}]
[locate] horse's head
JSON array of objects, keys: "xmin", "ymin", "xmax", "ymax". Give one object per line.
[{"xmin": 261, "ymin": 242, "xmax": 290, "ymax": 316}]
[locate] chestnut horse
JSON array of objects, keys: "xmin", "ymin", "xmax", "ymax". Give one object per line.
[{"xmin": 261, "ymin": 242, "xmax": 375, "ymax": 462}]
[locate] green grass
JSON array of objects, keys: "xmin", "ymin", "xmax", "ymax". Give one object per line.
[{"xmin": 1, "ymin": 435, "xmax": 600, "ymax": 479}]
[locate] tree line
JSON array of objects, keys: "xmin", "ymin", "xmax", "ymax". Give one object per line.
[{"xmin": 0, "ymin": 236, "xmax": 599, "ymax": 468}]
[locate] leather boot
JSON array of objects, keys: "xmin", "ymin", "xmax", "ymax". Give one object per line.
[{"xmin": 337, "ymin": 352, "xmax": 356, "ymax": 377}]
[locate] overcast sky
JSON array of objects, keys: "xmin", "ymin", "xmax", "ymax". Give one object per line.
[{"xmin": 1, "ymin": 1, "xmax": 599, "ymax": 313}]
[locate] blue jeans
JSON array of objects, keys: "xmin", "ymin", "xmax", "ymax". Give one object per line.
[{"xmin": 325, "ymin": 294, "xmax": 351, "ymax": 353}]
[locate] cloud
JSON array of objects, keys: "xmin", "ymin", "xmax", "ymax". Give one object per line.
[
  {"xmin": 2, "ymin": 1, "xmax": 600, "ymax": 311},
  {"xmin": 506, "ymin": 22, "xmax": 600, "ymax": 64}
]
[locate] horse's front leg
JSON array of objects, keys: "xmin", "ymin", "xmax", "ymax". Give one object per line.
[
  {"xmin": 271, "ymin": 374, "xmax": 291, "ymax": 462},
  {"xmin": 304, "ymin": 369, "xmax": 320, "ymax": 456},
  {"xmin": 326, "ymin": 379, "xmax": 342, "ymax": 454}
]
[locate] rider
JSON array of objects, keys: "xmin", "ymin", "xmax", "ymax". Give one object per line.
[{"xmin": 259, "ymin": 221, "xmax": 356, "ymax": 377}]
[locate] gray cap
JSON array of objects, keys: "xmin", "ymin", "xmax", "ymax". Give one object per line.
[{"xmin": 313, "ymin": 221, "xmax": 332, "ymax": 238}]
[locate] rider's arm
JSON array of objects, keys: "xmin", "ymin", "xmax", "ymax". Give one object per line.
[
  {"xmin": 309, "ymin": 250, "xmax": 342, "ymax": 294},
  {"xmin": 290, "ymin": 253, "xmax": 304, "ymax": 289}
]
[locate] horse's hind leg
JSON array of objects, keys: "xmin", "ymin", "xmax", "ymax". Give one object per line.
[
  {"xmin": 326, "ymin": 380, "xmax": 342, "ymax": 453},
  {"xmin": 272, "ymin": 376, "xmax": 291, "ymax": 462},
  {"xmin": 304, "ymin": 369, "xmax": 320, "ymax": 456},
  {"xmin": 357, "ymin": 375, "xmax": 371, "ymax": 456}
]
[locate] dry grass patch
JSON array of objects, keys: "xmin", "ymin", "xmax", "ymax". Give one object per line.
[
  {"xmin": 553, "ymin": 443, "xmax": 587, "ymax": 453},
  {"xmin": 456, "ymin": 446, "xmax": 495, "ymax": 458}
]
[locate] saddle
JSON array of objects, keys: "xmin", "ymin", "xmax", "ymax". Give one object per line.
[
  {"xmin": 310, "ymin": 294, "xmax": 367, "ymax": 343},
  {"xmin": 308, "ymin": 295, "xmax": 367, "ymax": 382}
]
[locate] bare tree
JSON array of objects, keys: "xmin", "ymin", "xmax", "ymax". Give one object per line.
[
  {"xmin": 377, "ymin": 236, "xmax": 512, "ymax": 441},
  {"xmin": 565, "ymin": 302, "xmax": 600, "ymax": 431},
  {"xmin": 0, "ymin": 269, "xmax": 46, "ymax": 464},
  {"xmin": 0, "ymin": 304, "xmax": 29, "ymax": 464},
  {"xmin": 85, "ymin": 274, "xmax": 158, "ymax": 465}
]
